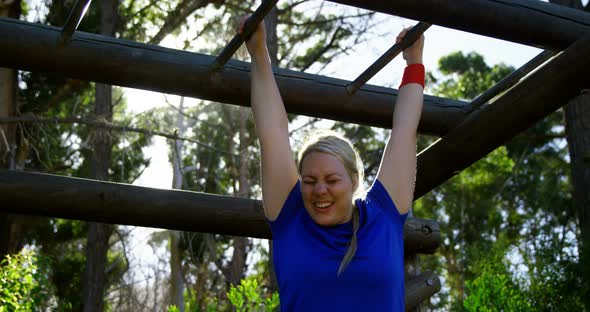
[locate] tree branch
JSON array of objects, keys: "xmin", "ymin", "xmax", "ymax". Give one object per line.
[
  {"xmin": 0, "ymin": 114, "xmax": 237, "ymax": 156},
  {"xmin": 148, "ymin": 0, "xmax": 211, "ymax": 45},
  {"xmin": 297, "ymin": 26, "xmax": 345, "ymax": 72},
  {"xmin": 276, "ymin": 0, "xmax": 310, "ymax": 14},
  {"xmin": 205, "ymin": 234, "xmax": 231, "ymax": 282},
  {"xmin": 512, "ymin": 133, "xmax": 566, "ymax": 141},
  {"xmin": 278, "ymin": 12, "xmax": 373, "ymax": 27}
]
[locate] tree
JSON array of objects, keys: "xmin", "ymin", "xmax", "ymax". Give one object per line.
[
  {"xmin": 547, "ymin": 1, "xmax": 590, "ymax": 308},
  {"xmin": 463, "ymin": 242, "xmax": 531, "ymax": 311},
  {"xmin": 413, "ymin": 50, "xmax": 583, "ymax": 310},
  {"xmin": 0, "ymin": 0, "xmax": 22, "ymax": 261},
  {"xmin": 0, "ymin": 0, "xmax": 157, "ymax": 308},
  {"xmin": 81, "ymin": 0, "xmax": 119, "ymax": 310},
  {"xmin": 169, "ymin": 97, "xmax": 189, "ymax": 311}
]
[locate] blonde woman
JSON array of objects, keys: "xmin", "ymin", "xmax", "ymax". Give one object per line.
[{"xmin": 239, "ymin": 16, "xmax": 424, "ymax": 311}]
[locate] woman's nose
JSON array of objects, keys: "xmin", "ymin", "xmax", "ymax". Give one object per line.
[{"xmin": 313, "ymin": 182, "xmax": 327, "ymax": 194}]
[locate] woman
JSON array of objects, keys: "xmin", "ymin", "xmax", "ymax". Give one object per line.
[{"xmin": 239, "ymin": 16, "xmax": 424, "ymax": 311}]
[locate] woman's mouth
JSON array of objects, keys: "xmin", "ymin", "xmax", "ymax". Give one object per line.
[{"xmin": 314, "ymin": 201, "xmax": 334, "ymax": 210}]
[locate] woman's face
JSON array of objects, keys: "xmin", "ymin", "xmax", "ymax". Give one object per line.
[{"xmin": 300, "ymin": 152, "xmax": 357, "ymax": 226}]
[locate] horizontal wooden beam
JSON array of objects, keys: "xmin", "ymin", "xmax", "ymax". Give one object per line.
[
  {"xmin": 406, "ymin": 272, "xmax": 441, "ymax": 309},
  {"xmin": 414, "ymin": 35, "xmax": 590, "ymax": 199},
  {"xmin": 0, "ymin": 170, "xmax": 441, "ymax": 254},
  {"xmin": 329, "ymin": 0, "xmax": 590, "ymax": 50},
  {"xmin": 0, "ymin": 18, "xmax": 467, "ymax": 136},
  {"xmin": 404, "ymin": 217, "xmax": 440, "ymax": 255}
]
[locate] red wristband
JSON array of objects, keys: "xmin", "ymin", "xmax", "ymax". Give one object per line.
[{"xmin": 399, "ymin": 63, "xmax": 425, "ymax": 89}]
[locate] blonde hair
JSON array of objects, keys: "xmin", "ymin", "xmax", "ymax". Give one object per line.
[
  {"xmin": 297, "ymin": 130, "xmax": 364, "ymax": 197},
  {"xmin": 297, "ymin": 130, "xmax": 364, "ymax": 276}
]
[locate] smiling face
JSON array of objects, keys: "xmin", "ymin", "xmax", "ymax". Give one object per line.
[{"xmin": 300, "ymin": 152, "xmax": 358, "ymax": 226}]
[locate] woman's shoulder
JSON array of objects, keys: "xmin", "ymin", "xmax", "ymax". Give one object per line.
[
  {"xmin": 358, "ymin": 179, "xmax": 408, "ymax": 225},
  {"xmin": 267, "ymin": 180, "xmax": 304, "ymax": 231}
]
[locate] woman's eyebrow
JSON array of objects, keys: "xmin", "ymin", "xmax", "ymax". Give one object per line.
[{"xmin": 302, "ymin": 172, "xmax": 343, "ymax": 179}]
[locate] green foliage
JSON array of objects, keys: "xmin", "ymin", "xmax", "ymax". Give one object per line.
[
  {"xmin": 227, "ymin": 277, "xmax": 279, "ymax": 312},
  {"xmin": 13, "ymin": 3, "xmax": 152, "ymax": 308},
  {"xmin": 463, "ymin": 244, "xmax": 531, "ymax": 312},
  {"xmin": 418, "ymin": 50, "xmax": 581, "ymax": 310},
  {"xmin": 182, "ymin": 294, "xmax": 220, "ymax": 312},
  {"xmin": 20, "ymin": 0, "xmax": 29, "ymax": 17},
  {"xmin": 523, "ymin": 232, "xmax": 584, "ymax": 310},
  {"xmin": 429, "ymin": 51, "xmax": 513, "ymax": 100},
  {"xmin": 167, "ymin": 305, "xmax": 180, "ymax": 312},
  {"xmin": 0, "ymin": 250, "xmax": 53, "ymax": 311}
]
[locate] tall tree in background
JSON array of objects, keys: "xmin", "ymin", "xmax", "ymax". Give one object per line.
[
  {"xmin": 0, "ymin": 0, "xmax": 150, "ymax": 308},
  {"xmin": 0, "ymin": 0, "xmax": 21, "ymax": 260},
  {"xmin": 413, "ymin": 51, "xmax": 582, "ymax": 310},
  {"xmin": 547, "ymin": 1, "xmax": 590, "ymax": 308},
  {"xmin": 82, "ymin": 0, "xmax": 119, "ymax": 310},
  {"xmin": 169, "ymin": 97, "xmax": 188, "ymax": 311}
]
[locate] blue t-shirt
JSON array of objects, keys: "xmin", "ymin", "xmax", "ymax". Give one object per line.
[{"xmin": 269, "ymin": 179, "xmax": 408, "ymax": 311}]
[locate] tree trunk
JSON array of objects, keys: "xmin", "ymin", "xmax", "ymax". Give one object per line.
[
  {"xmin": 228, "ymin": 106, "xmax": 251, "ymax": 286},
  {"xmin": 0, "ymin": 0, "xmax": 21, "ymax": 260},
  {"xmin": 170, "ymin": 97, "xmax": 186, "ymax": 312},
  {"xmin": 564, "ymin": 91, "xmax": 590, "ymax": 307},
  {"xmin": 169, "ymin": 231, "xmax": 184, "ymax": 311},
  {"xmin": 548, "ymin": 1, "xmax": 590, "ymax": 309},
  {"xmin": 82, "ymin": 1, "xmax": 118, "ymax": 311}
]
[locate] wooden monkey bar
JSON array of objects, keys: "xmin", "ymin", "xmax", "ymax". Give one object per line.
[
  {"xmin": 406, "ymin": 272, "xmax": 442, "ymax": 309},
  {"xmin": 0, "ymin": 17, "xmax": 466, "ymax": 136},
  {"xmin": 406, "ymin": 272, "xmax": 441, "ymax": 309},
  {"xmin": 211, "ymin": 0, "xmax": 279, "ymax": 71},
  {"xmin": 0, "ymin": 170, "xmax": 441, "ymax": 255},
  {"xmin": 59, "ymin": 0, "xmax": 92, "ymax": 45},
  {"xmin": 329, "ymin": 0, "xmax": 590, "ymax": 50},
  {"xmin": 346, "ymin": 21, "xmax": 431, "ymax": 95}
]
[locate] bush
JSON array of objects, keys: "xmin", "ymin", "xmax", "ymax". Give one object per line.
[
  {"xmin": 227, "ymin": 277, "xmax": 279, "ymax": 312},
  {"xmin": 0, "ymin": 250, "xmax": 52, "ymax": 312}
]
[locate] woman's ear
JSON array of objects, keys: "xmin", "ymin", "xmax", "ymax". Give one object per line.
[{"xmin": 352, "ymin": 175, "xmax": 359, "ymax": 192}]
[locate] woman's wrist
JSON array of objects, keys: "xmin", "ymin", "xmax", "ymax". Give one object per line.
[
  {"xmin": 399, "ymin": 63, "xmax": 425, "ymax": 89},
  {"xmin": 250, "ymin": 42, "xmax": 269, "ymax": 59},
  {"xmin": 405, "ymin": 56, "xmax": 423, "ymax": 66}
]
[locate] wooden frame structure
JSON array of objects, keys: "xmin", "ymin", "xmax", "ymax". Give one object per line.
[{"xmin": 1, "ymin": 0, "xmax": 590, "ymax": 308}]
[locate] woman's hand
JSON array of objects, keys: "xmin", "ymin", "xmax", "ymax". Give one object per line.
[
  {"xmin": 396, "ymin": 27, "xmax": 424, "ymax": 65},
  {"xmin": 238, "ymin": 15, "xmax": 267, "ymax": 60}
]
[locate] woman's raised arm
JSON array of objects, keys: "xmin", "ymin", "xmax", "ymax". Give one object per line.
[
  {"xmin": 376, "ymin": 28, "xmax": 425, "ymax": 215},
  {"xmin": 239, "ymin": 17, "xmax": 299, "ymax": 221}
]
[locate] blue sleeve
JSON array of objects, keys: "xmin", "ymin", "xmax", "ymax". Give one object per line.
[
  {"xmin": 367, "ymin": 179, "xmax": 408, "ymax": 226},
  {"xmin": 268, "ymin": 180, "xmax": 303, "ymax": 237}
]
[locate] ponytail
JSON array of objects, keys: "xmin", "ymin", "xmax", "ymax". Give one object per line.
[{"xmin": 337, "ymin": 204, "xmax": 360, "ymax": 276}]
